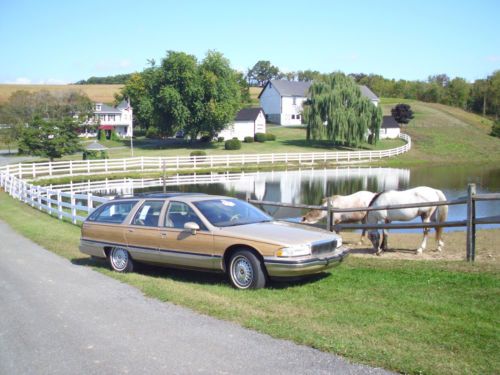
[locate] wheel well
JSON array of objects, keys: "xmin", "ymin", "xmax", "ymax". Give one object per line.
[
  {"xmin": 104, "ymin": 246, "xmax": 112, "ymax": 257},
  {"xmin": 223, "ymin": 245, "xmax": 264, "ymax": 272}
]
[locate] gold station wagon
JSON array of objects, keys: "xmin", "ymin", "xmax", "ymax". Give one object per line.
[{"xmin": 80, "ymin": 193, "xmax": 349, "ymax": 289}]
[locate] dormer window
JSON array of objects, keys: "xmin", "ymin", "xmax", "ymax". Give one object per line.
[{"xmin": 95, "ymin": 103, "xmax": 102, "ymax": 111}]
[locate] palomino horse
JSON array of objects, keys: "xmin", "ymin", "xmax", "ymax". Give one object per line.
[
  {"xmin": 301, "ymin": 191, "xmax": 376, "ymax": 244},
  {"xmin": 366, "ymin": 186, "xmax": 448, "ymax": 255}
]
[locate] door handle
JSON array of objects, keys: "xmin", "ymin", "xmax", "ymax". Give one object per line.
[
  {"xmin": 128, "ymin": 229, "xmax": 134, "ymax": 233},
  {"xmin": 160, "ymin": 232, "xmax": 167, "ymax": 238}
]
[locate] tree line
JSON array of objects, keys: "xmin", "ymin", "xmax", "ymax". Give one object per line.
[
  {"xmin": 75, "ymin": 74, "xmax": 133, "ymax": 85},
  {"xmin": 244, "ymin": 60, "xmax": 500, "ymax": 119}
]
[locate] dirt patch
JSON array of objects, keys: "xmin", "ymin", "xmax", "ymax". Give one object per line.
[{"xmin": 341, "ymin": 229, "xmax": 499, "ymax": 265}]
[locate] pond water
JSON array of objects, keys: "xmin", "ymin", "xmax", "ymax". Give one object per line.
[{"xmin": 98, "ymin": 164, "xmax": 500, "ymax": 231}]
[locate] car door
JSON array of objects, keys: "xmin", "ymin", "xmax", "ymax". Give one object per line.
[
  {"xmin": 159, "ymin": 200, "xmax": 216, "ymax": 270},
  {"xmin": 125, "ymin": 200, "xmax": 166, "ymax": 263},
  {"xmin": 82, "ymin": 200, "xmax": 139, "ymax": 254}
]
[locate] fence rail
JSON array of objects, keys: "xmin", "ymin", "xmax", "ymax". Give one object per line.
[
  {"xmin": 0, "ymin": 134, "xmax": 411, "ymax": 180},
  {"xmin": 248, "ymin": 184, "xmax": 500, "ymax": 263}
]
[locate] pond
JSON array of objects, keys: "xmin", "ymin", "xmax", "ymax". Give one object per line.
[{"xmin": 93, "ymin": 164, "xmax": 500, "ymax": 231}]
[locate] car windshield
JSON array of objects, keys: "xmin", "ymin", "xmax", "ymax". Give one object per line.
[{"xmin": 193, "ymin": 199, "xmax": 272, "ymax": 227}]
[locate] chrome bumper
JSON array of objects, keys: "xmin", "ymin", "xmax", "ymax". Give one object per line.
[{"xmin": 264, "ymin": 246, "xmax": 349, "ymax": 277}]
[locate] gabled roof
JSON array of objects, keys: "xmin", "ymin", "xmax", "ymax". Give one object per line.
[
  {"xmin": 382, "ymin": 116, "xmax": 400, "ymax": 129},
  {"xmin": 85, "ymin": 141, "xmax": 108, "ymax": 151},
  {"xmin": 359, "ymin": 85, "xmax": 379, "ymax": 101},
  {"xmin": 258, "ymin": 80, "xmax": 380, "ymax": 102},
  {"xmin": 259, "ymin": 80, "xmax": 311, "ymax": 98},
  {"xmin": 94, "ymin": 103, "xmax": 121, "ymax": 114},
  {"xmin": 116, "ymin": 99, "xmax": 130, "ymax": 110},
  {"xmin": 235, "ymin": 107, "xmax": 264, "ymax": 122}
]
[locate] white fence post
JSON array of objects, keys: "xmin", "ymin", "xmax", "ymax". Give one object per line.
[
  {"xmin": 87, "ymin": 193, "xmax": 93, "ymax": 213},
  {"xmin": 71, "ymin": 193, "xmax": 77, "ymax": 224},
  {"xmin": 57, "ymin": 191, "xmax": 62, "ymax": 220},
  {"xmin": 47, "ymin": 190, "xmax": 52, "ymax": 215}
]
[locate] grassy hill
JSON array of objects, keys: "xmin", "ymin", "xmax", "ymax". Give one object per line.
[
  {"xmin": 0, "ymin": 84, "xmax": 123, "ymax": 104},
  {"xmin": 381, "ymin": 98, "xmax": 499, "ymax": 164}
]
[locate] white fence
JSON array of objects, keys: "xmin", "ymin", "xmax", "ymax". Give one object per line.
[
  {"xmin": 0, "ymin": 134, "xmax": 411, "ymax": 224},
  {"xmin": 2, "ymin": 134, "xmax": 411, "ymax": 180}
]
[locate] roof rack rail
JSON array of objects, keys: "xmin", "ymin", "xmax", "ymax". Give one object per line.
[{"xmin": 113, "ymin": 192, "xmax": 207, "ymax": 199}]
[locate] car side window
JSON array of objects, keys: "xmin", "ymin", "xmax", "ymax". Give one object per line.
[
  {"xmin": 165, "ymin": 201, "xmax": 206, "ymax": 230},
  {"xmin": 131, "ymin": 200, "xmax": 164, "ymax": 227},
  {"xmin": 88, "ymin": 201, "xmax": 138, "ymax": 224}
]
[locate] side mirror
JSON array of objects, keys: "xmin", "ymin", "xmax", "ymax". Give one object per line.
[{"xmin": 184, "ymin": 222, "xmax": 200, "ymax": 235}]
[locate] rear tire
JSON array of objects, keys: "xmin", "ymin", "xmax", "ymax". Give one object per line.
[
  {"xmin": 109, "ymin": 247, "xmax": 134, "ymax": 273},
  {"xmin": 228, "ymin": 249, "xmax": 267, "ymax": 289}
]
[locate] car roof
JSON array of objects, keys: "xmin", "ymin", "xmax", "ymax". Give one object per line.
[{"xmin": 111, "ymin": 192, "xmax": 237, "ymax": 203}]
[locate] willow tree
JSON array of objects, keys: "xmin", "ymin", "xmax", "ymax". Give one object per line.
[{"xmin": 303, "ymin": 73, "xmax": 382, "ymax": 146}]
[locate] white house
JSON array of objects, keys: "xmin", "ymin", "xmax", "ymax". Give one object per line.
[
  {"xmin": 379, "ymin": 116, "xmax": 401, "ymax": 139},
  {"xmin": 258, "ymin": 80, "xmax": 380, "ymax": 126},
  {"xmin": 218, "ymin": 108, "xmax": 266, "ymax": 141},
  {"xmin": 81, "ymin": 99, "xmax": 133, "ymax": 138}
]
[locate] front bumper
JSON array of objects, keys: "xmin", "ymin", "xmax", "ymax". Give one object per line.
[{"xmin": 264, "ymin": 246, "xmax": 349, "ymax": 277}]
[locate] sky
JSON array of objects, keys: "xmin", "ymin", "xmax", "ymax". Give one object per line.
[{"xmin": 0, "ymin": 0, "xmax": 499, "ymax": 84}]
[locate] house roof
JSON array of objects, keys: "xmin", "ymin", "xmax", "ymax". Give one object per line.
[
  {"xmin": 258, "ymin": 80, "xmax": 380, "ymax": 101},
  {"xmin": 382, "ymin": 116, "xmax": 400, "ymax": 129},
  {"xmin": 235, "ymin": 107, "xmax": 264, "ymax": 122},
  {"xmin": 359, "ymin": 85, "xmax": 379, "ymax": 101},
  {"xmin": 116, "ymin": 99, "xmax": 129, "ymax": 110},
  {"xmin": 94, "ymin": 103, "xmax": 121, "ymax": 114}
]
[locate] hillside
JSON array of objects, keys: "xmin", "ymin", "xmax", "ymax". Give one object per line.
[
  {"xmin": 381, "ymin": 98, "xmax": 499, "ymax": 164},
  {"xmin": 0, "ymin": 84, "xmax": 123, "ymax": 104}
]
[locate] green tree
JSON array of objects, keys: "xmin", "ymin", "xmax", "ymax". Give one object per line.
[
  {"xmin": 491, "ymin": 119, "xmax": 500, "ymax": 138},
  {"xmin": 246, "ymin": 60, "xmax": 280, "ymax": 86},
  {"xmin": 303, "ymin": 73, "xmax": 382, "ymax": 146},
  {"xmin": 18, "ymin": 116, "xmax": 81, "ymax": 161},
  {"xmin": 297, "ymin": 70, "xmax": 322, "ymax": 82},
  {"xmin": 446, "ymin": 77, "xmax": 470, "ymax": 108},
  {"xmin": 391, "ymin": 104, "xmax": 414, "ymax": 126}
]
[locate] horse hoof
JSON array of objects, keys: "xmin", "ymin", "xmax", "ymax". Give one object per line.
[
  {"xmin": 376, "ymin": 250, "xmax": 382, "ymax": 256},
  {"xmin": 437, "ymin": 246, "xmax": 443, "ymax": 252},
  {"xmin": 416, "ymin": 248, "xmax": 423, "ymax": 255}
]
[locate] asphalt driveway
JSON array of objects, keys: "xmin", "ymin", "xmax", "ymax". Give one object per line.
[{"xmin": 0, "ymin": 220, "xmax": 391, "ymax": 374}]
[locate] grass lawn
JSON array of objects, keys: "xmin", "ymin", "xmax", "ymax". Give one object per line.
[
  {"xmin": 380, "ymin": 99, "xmax": 499, "ymax": 165},
  {"xmin": 1, "ymin": 190, "xmax": 498, "ymax": 375}
]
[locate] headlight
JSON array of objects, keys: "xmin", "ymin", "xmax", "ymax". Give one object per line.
[{"xmin": 276, "ymin": 244, "xmax": 311, "ymax": 257}]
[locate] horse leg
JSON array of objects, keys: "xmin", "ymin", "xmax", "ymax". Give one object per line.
[
  {"xmin": 358, "ymin": 229, "xmax": 366, "ymax": 245},
  {"xmin": 435, "ymin": 223, "xmax": 444, "ymax": 252},
  {"xmin": 417, "ymin": 213, "xmax": 432, "ymax": 254},
  {"xmin": 381, "ymin": 229, "xmax": 388, "ymax": 251}
]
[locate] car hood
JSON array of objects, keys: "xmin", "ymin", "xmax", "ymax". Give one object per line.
[{"xmin": 217, "ymin": 220, "xmax": 339, "ymax": 246}]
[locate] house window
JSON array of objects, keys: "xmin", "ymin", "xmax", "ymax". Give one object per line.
[
  {"xmin": 108, "ymin": 114, "xmax": 115, "ymax": 121},
  {"xmin": 95, "ymin": 104, "xmax": 101, "ymax": 111},
  {"xmin": 297, "ymin": 114, "xmax": 301, "ymax": 120},
  {"xmin": 291, "ymin": 114, "xmax": 295, "ymax": 120}
]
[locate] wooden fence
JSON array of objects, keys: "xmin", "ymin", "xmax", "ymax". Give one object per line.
[
  {"xmin": 0, "ymin": 134, "xmax": 411, "ymax": 180},
  {"xmin": 248, "ymin": 184, "xmax": 500, "ymax": 262}
]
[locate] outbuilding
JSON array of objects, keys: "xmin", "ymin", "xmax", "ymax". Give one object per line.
[
  {"xmin": 218, "ymin": 108, "xmax": 266, "ymax": 141},
  {"xmin": 379, "ymin": 116, "xmax": 401, "ymax": 139}
]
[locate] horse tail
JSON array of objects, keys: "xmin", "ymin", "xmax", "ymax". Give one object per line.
[
  {"xmin": 366, "ymin": 191, "xmax": 384, "ymax": 224},
  {"xmin": 434, "ymin": 189, "xmax": 448, "ymax": 241}
]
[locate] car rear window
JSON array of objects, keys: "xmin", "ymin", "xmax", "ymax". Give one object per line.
[{"xmin": 88, "ymin": 200, "xmax": 138, "ymax": 224}]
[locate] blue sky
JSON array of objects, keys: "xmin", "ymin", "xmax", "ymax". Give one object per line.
[{"xmin": 0, "ymin": 0, "xmax": 499, "ymax": 84}]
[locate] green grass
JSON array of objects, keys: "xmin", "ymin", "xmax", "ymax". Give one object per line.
[
  {"xmin": 380, "ymin": 99, "xmax": 499, "ymax": 165},
  {"xmin": 1, "ymin": 190, "xmax": 498, "ymax": 374}
]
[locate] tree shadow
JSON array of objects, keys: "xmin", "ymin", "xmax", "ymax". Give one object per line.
[{"xmin": 280, "ymin": 139, "xmax": 373, "ymax": 151}]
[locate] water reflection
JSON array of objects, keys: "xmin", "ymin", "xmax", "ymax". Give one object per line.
[{"xmin": 74, "ymin": 165, "xmax": 499, "ymax": 231}]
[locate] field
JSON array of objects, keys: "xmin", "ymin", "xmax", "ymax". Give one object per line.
[
  {"xmin": 380, "ymin": 98, "xmax": 499, "ymax": 165},
  {"xmin": 0, "ymin": 84, "xmax": 123, "ymax": 104},
  {"xmin": 0, "ymin": 191, "xmax": 498, "ymax": 374}
]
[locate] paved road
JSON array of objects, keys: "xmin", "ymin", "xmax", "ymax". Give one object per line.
[{"xmin": 0, "ymin": 220, "xmax": 391, "ymax": 375}]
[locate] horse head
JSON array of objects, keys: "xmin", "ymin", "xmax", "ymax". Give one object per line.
[{"xmin": 301, "ymin": 198, "xmax": 330, "ymax": 224}]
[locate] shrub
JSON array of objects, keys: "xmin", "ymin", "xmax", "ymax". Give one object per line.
[
  {"xmin": 82, "ymin": 150, "xmax": 108, "ymax": 160},
  {"xmin": 98, "ymin": 130, "xmax": 105, "ymax": 141},
  {"xmin": 190, "ymin": 150, "xmax": 207, "ymax": 157},
  {"xmin": 146, "ymin": 127, "xmax": 159, "ymax": 139},
  {"xmin": 225, "ymin": 139, "xmax": 241, "ymax": 150},
  {"xmin": 244, "ymin": 136, "xmax": 254, "ymax": 143},
  {"xmin": 254, "ymin": 133, "xmax": 266, "ymax": 142},
  {"xmin": 265, "ymin": 133, "xmax": 276, "ymax": 141},
  {"xmin": 491, "ymin": 120, "xmax": 500, "ymax": 138},
  {"xmin": 217, "ymin": 136, "xmax": 224, "ymax": 142},
  {"xmin": 110, "ymin": 130, "xmax": 120, "ymax": 141}
]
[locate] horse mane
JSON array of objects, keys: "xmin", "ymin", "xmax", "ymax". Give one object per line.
[{"xmin": 368, "ymin": 191, "xmax": 384, "ymax": 207}]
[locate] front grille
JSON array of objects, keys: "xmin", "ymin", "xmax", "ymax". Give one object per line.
[{"xmin": 311, "ymin": 239, "xmax": 337, "ymax": 255}]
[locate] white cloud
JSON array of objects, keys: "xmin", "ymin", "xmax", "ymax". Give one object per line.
[{"xmin": 7, "ymin": 77, "xmax": 32, "ymax": 84}]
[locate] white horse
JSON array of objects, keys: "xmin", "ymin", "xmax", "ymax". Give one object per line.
[
  {"xmin": 302, "ymin": 191, "xmax": 376, "ymax": 244},
  {"xmin": 366, "ymin": 186, "xmax": 448, "ymax": 255}
]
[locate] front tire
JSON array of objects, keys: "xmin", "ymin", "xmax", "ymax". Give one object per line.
[
  {"xmin": 109, "ymin": 247, "xmax": 134, "ymax": 273},
  {"xmin": 228, "ymin": 249, "xmax": 267, "ymax": 289}
]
